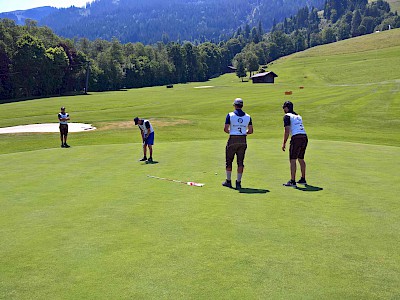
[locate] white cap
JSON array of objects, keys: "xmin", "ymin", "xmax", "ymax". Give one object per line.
[{"xmin": 233, "ymin": 98, "xmax": 243, "ymax": 105}]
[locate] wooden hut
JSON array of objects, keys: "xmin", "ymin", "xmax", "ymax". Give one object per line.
[
  {"xmin": 250, "ymin": 71, "xmax": 278, "ymax": 84},
  {"xmin": 223, "ymin": 65, "xmax": 237, "ymax": 74}
]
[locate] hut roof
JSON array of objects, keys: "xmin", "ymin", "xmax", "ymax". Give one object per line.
[{"xmin": 250, "ymin": 71, "xmax": 278, "ymax": 78}]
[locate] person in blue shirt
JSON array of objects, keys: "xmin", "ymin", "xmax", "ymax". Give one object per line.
[{"xmin": 222, "ymin": 98, "xmax": 253, "ymax": 189}]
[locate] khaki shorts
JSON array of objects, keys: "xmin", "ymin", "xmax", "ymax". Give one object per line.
[
  {"xmin": 226, "ymin": 135, "xmax": 247, "ymax": 168},
  {"xmin": 59, "ymin": 124, "xmax": 68, "ymax": 135},
  {"xmin": 289, "ymin": 134, "xmax": 308, "ymax": 159}
]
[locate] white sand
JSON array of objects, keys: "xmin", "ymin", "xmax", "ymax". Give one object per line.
[
  {"xmin": 194, "ymin": 86, "xmax": 214, "ymax": 89},
  {"xmin": 0, "ymin": 123, "xmax": 96, "ymax": 134}
]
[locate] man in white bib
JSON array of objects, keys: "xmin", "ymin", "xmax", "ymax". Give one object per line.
[
  {"xmin": 134, "ymin": 117, "xmax": 155, "ymax": 162},
  {"xmin": 281, "ymin": 101, "xmax": 308, "ymax": 187},
  {"xmin": 222, "ymin": 98, "xmax": 253, "ymax": 189},
  {"xmin": 58, "ymin": 106, "xmax": 70, "ymax": 148}
]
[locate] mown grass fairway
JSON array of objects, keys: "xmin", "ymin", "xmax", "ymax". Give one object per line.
[{"xmin": 1, "ymin": 29, "xmax": 400, "ymax": 299}]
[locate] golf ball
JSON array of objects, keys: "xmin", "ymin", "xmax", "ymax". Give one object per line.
[{"xmin": 215, "ymin": 173, "xmax": 218, "ymax": 175}]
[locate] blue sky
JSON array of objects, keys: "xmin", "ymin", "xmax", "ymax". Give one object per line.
[{"xmin": 0, "ymin": 0, "xmax": 95, "ymax": 13}]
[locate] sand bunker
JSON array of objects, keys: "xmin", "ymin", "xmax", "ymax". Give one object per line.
[
  {"xmin": 194, "ymin": 86, "xmax": 214, "ymax": 89},
  {"xmin": 0, "ymin": 123, "xmax": 96, "ymax": 134},
  {"xmin": 97, "ymin": 119, "xmax": 191, "ymax": 130}
]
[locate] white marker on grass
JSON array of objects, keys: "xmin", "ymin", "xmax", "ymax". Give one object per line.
[{"xmin": 147, "ymin": 175, "xmax": 204, "ymax": 187}]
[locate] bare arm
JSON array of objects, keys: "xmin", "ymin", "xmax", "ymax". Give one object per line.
[
  {"xmin": 247, "ymin": 125, "xmax": 253, "ymax": 135},
  {"xmin": 58, "ymin": 115, "xmax": 70, "ymax": 121},
  {"xmin": 224, "ymin": 124, "xmax": 230, "ymax": 134},
  {"xmin": 282, "ymin": 126, "xmax": 290, "ymax": 151},
  {"xmin": 139, "ymin": 128, "xmax": 145, "ymax": 140}
]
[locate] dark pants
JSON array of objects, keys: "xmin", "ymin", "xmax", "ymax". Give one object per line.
[
  {"xmin": 226, "ymin": 136, "xmax": 247, "ymax": 168},
  {"xmin": 59, "ymin": 124, "xmax": 68, "ymax": 136},
  {"xmin": 289, "ymin": 134, "xmax": 308, "ymax": 159}
]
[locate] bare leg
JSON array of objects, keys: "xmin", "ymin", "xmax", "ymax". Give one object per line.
[
  {"xmin": 148, "ymin": 145, "xmax": 153, "ymax": 158},
  {"xmin": 290, "ymin": 159, "xmax": 297, "ymax": 181},
  {"xmin": 298, "ymin": 159, "xmax": 306, "ymax": 179},
  {"xmin": 143, "ymin": 144, "xmax": 147, "ymax": 157}
]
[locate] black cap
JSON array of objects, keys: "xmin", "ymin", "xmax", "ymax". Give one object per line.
[
  {"xmin": 134, "ymin": 117, "xmax": 139, "ymax": 125},
  {"xmin": 282, "ymin": 101, "xmax": 293, "ymax": 111},
  {"xmin": 61, "ymin": 106, "xmax": 65, "ymax": 110}
]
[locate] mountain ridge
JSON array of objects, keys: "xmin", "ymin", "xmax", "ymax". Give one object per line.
[
  {"xmin": 0, "ymin": 6, "xmax": 58, "ymax": 25},
  {"xmin": 0, "ymin": 0, "xmax": 325, "ymax": 44}
]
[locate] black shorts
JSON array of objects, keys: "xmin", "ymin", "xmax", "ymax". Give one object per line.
[
  {"xmin": 226, "ymin": 135, "xmax": 247, "ymax": 168},
  {"xmin": 59, "ymin": 124, "xmax": 68, "ymax": 135},
  {"xmin": 289, "ymin": 134, "xmax": 308, "ymax": 159}
]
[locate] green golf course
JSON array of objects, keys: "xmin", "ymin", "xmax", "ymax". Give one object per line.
[{"xmin": 1, "ymin": 29, "xmax": 399, "ymax": 299}]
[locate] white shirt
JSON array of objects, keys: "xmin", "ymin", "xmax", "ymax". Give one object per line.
[
  {"xmin": 286, "ymin": 113, "xmax": 306, "ymax": 136},
  {"xmin": 138, "ymin": 120, "xmax": 154, "ymax": 135},
  {"xmin": 58, "ymin": 112, "xmax": 69, "ymax": 125},
  {"xmin": 228, "ymin": 112, "xmax": 251, "ymax": 135}
]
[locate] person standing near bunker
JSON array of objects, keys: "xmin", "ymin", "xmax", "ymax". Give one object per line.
[
  {"xmin": 281, "ymin": 101, "xmax": 308, "ymax": 187},
  {"xmin": 58, "ymin": 106, "xmax": 70, "ymax": 148},
  {"xmin": 222, "ymin": 98, "xmax": 253, "ymax": 190},
  {"xmin": 134, "ymin": 117, "xmax": 155, "ymax": 162}
]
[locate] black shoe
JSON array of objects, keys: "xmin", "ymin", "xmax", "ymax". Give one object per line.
[
  {"xmin": 235, "ymin": 180, "xmax": 242, "ymax": 189},
  {"xmin": 147, "ymin": 157, "xmax": 153, "ymax": 162},
  {"xmin": 64, "ymin": 143, "xmax": 70, "ymax": 148},
  {"xmin": 283, "ymin": 180, "xmax": 297, "ymax": 187},
  {"xmin": 61, "ymin": 144, "xmax": 65, "ymax": 148},
  {"xmin": 222, "ymin": 180, "xmax": 232, "ymax": 188},
  {"xmin": 297, "ymin": 178, "xmax": 307, "ymax": 185},
  {"xmin": 139, "ymin": 157, "xmax": 147, "ymax": 161}
]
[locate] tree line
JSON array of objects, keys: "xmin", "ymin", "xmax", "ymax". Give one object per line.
[{"xmin": 0, "ymin": 0, "xmax": 399, "ymax": 101}]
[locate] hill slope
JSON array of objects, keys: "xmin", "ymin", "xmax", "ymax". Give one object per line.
[
  {"xmin": 0, "ymin": 29, "xmax": 399, "ymax": 149},
  {"xmin": 386, "ymin": 0, "xmax": 400, "ymax": 12},
  {"xmin": 0, "ymin": 6, "xmax": 57, "ymax": 25}
]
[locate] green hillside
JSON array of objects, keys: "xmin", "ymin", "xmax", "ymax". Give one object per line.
[
  {"xmin": 265, "ymin": 28, "xmax": 400, "ymax": 146},
  {"xmin": 2, "ymin": 30, "xmax": 398, "ymax": 151},
  {"xmin": 386, "ymin": 0, "xmax": 400, "ymax": 12},
  {"xmin": 0, "ymin": 30, "xmax": 399, "ymax": 299},
  {"xmin": 371, "ymin": 0, "xmax": 400, "ymax": 11}
]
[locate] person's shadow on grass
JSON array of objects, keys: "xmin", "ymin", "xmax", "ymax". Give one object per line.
[
  {"xmin": 144, "ymin": 160, "xmax": 159, "ymax": 165},
  {"xmin": 238, "ymin": 187, "xmax": 270, "ymax": 194},
  {"xmin": 296, "ymin": 184, "xmax": 323, "ymax": 192}
]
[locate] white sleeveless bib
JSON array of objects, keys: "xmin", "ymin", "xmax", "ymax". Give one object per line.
[{"xmin": 229, "ymin": 112, "xmax": 250, "ymax": 135}]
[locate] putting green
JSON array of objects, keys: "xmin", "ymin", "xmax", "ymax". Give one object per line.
[{"xmin": 1, "ymin": 139, "xmax": 399, "ymax": 299}]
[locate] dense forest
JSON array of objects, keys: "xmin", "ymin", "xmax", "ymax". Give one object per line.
[
  {"xmin": 0, "ymin": 0, "xmax": 399, "ymax": 101},
  {"xmin": 39, "ymin": 0, "xmax": 325, "ymax": 44}
]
